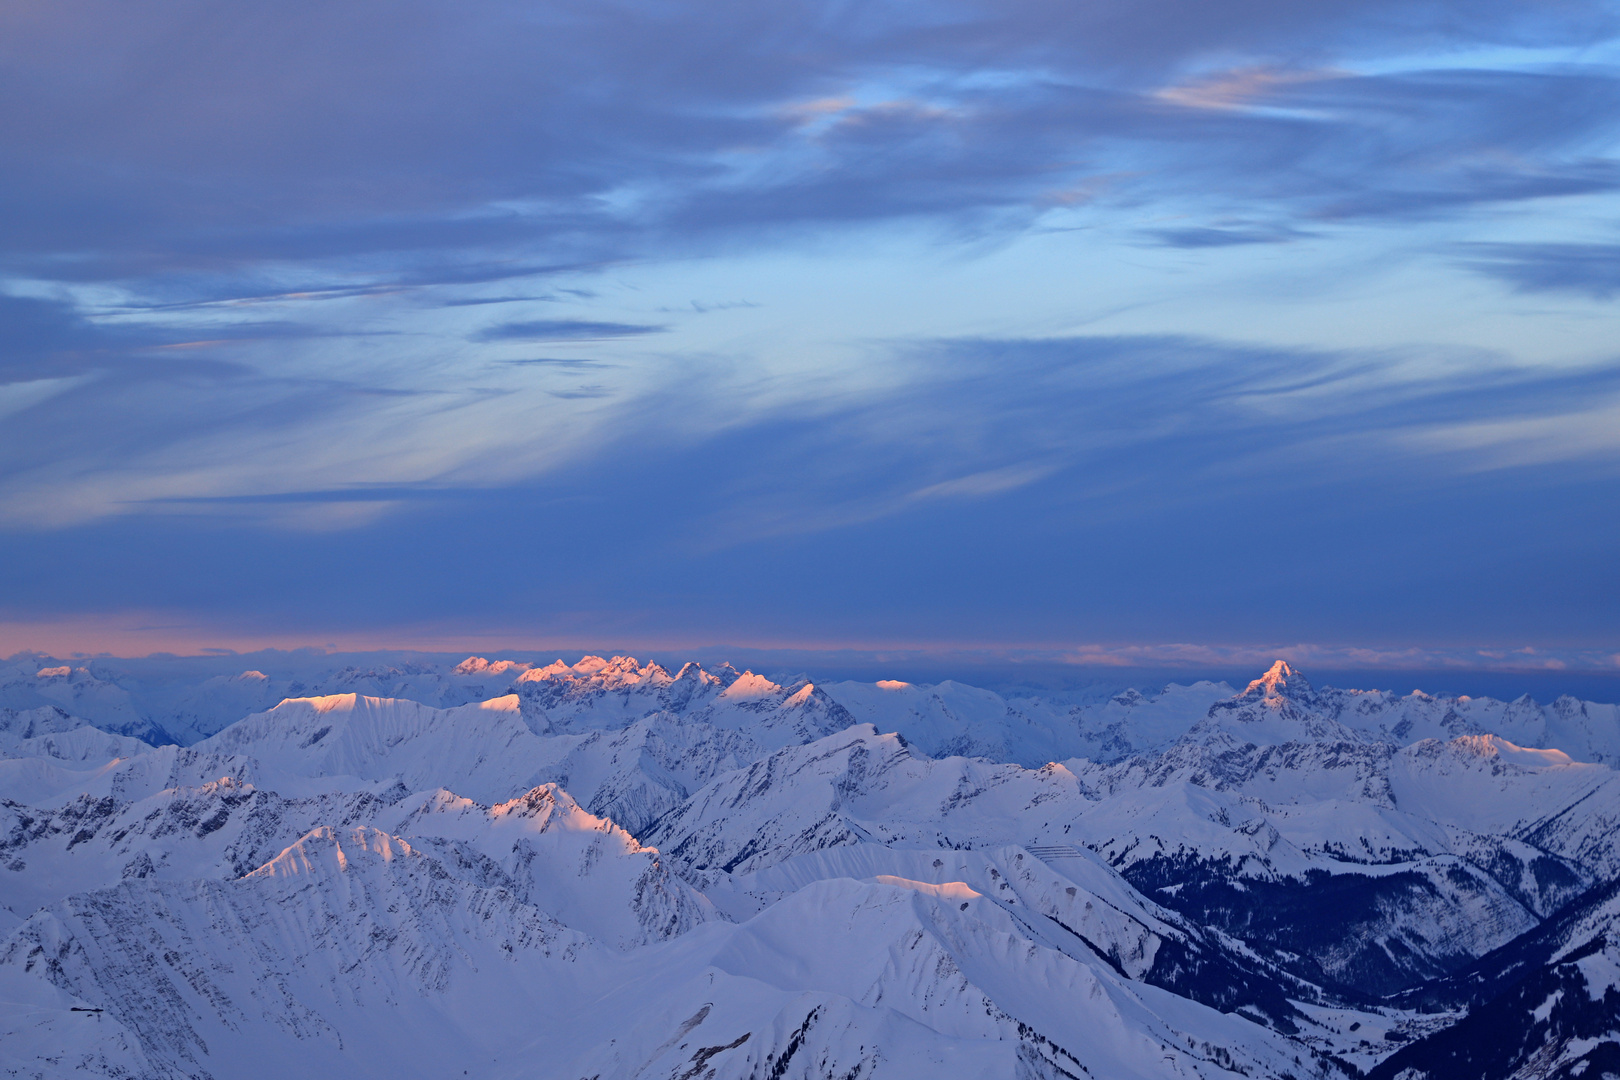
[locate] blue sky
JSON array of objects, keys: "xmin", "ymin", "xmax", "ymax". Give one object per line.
[{"xmin": 2, "ymin": 0, "xmax": 1618, "ymax": 670}]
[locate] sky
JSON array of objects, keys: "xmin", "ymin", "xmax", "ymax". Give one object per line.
[{"xmin": 2, "ymin": 0, "xmax": 1619, "ymax": 673}]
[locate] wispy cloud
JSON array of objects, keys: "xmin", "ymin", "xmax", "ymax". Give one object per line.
[
  {"xmin": 1140, "ymin": 224, "xmax": 1313, "ymax": 248},
  {"xmin": 472, "ymin": 320, "xmax": 666, "ymax": 341},
  {"xmin": 2, "ymin": 0, "xmax": 1618, "ymax": 652},
  {"xmin": 906, "ymin": 463, "xmax": 1058, "ymax": 502},
  {"xmin": 1459, "ymin": 241, "xmax": 1620, "ymax": 299},
  {"xmin": 1153, "ymin": 66, "xmax": 1338, "ymax": 113},
  {"xmin": 500, "ymin": 357, "xmax": 607, "ymax": 367},
  {"xmin": 1, "ymin": 0, "xmax": 1614, "ymax": 298}
]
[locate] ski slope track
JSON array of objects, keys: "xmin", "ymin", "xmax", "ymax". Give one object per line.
[{"xmin": 0, "ymin": 656, "xmax": 1616, "ymax": 1078}]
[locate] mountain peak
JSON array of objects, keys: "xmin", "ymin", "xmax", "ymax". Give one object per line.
[
  {"xmin": 1195, "ymin": 658, "xmax": 1335, "ymax": 739},
  {"xmin": 248, "ymin": 825, "xmax": 414, "ymax": 880},
  {"xmin": 1244, "ymin": 660, "xmax": 1312, "ymax": 699},
  {"xmin": 718, "ymin": 671, "xmax": 783, "ymax": 700}
]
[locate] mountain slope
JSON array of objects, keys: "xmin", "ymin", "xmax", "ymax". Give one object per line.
[
  {"xmin": 377, "ymin": 783, "xmax": 719, "ymax": 948},
  {"xmin": 824, "ymin": 678, "xmax": 1236, "ymax": 766},
  {"xmin": 0, "ymin": 825, "xmax": 594, "ymax": 1080},
  {"xmin": 1, "ymin": 656, "xmax": 1617, "ymax": 1079},
  {"xmin": 186, "ymin": 691, "xmax": 770, "ymax": 836},
  {"xmin": 0, "ymin": 772, "xmax": 715, "ymax": 950},
  {"xmin": 644, "ymin": 714, "xmax": 1614, "ymax": 1000},
  {"xmin": 0, "ymin": 823, "xmax": 1339, "ymax": 1080},
  {"xmin": 1369, "ymin": 876, "xmax": 1620, "ymax": 1080},
  {"xmin": 0, "ymin": 779, "xmax": 397, "ymax": 930},
  {"xmin": 0, "ymin": 707, "xmax": 153, "ymax": 765}
]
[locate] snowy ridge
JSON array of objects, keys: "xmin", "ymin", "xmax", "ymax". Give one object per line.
[
  {"xmin": 638, "ymin": 720, "xmax": 1609, "ymax": 996},
  {"xmin": 379, "ymin": 783, "xmax": 719, "ymax": 948},
  {"xmin": 829, "ymin": 660, "xmax": 1620, "ymax": 768},
  {"xmin": 192, "ymin": 690, "xmax": 771, "ymax": 835},
  {"xmin": 1193, "ymin": 661, "xmax": 1620, "ymax": 765},
  {"xmin": 194, "ymin": 693, "xmax": 562, "ymax": 804},
  {"xmin": 0, "ymin": 665, "xmax": 168, "ymax": 745},
  {"xmin": 0, "ymin": 824, "xmax": 591, "ymax": 1080},
  {"xmin": 512, "ymin": 656, "xmax": 859, "ymax": 750},
  {"xmin": 0, "ymin": 818, "xmax": 1333, "ymax": 1079},
  {"xmin": 0, "ymin": 775, "xmax": 714, "ymax": 950},
  {"xmin": 1369, "ymin": 875, "xmax": 1620, "ymax": 1079},
  {"xmin": 5, "ymin": 652, "xmax": 1616, "ymax": 764},
  {"xmin": 0, "ymin": 778, "xmax": 394, "ymax": 931},
  {"xmin": 0, "ymin": 743, "xmax": 258, "ymax": 810},
  {"xmin": 0, "ymin": 658, "xmax": 1617, "ymax": 1077},
  {"xmin": 826, "ymin": 677, "xmax": 1238, "ymax": 766},
  {"xmin": 0, "ymin": 707, "xmax": 152, "ymax": 765},
  {"xmin": 527, "ymin": 710, "xmax": 766, "ymax": 835}
]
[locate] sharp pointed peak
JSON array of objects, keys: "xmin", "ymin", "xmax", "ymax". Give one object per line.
[
  {"xmin": 249, "ymin": 825, "xmax": 414, "ymax": 880},
  {"xmin": 718, "ymin": 670, "xmax": 784, "ymax": 699},
  {"xmin": 1245, "ymin": 659, "xmax": 1311, "ymax": 696}
]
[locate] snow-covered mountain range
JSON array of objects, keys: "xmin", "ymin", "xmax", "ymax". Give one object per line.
[{"xmin": 1, "ymin": 655, "xmax": 1616, "ymax": 1078}]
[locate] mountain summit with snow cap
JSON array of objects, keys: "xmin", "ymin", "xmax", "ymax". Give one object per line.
[
  {"xmin": 1244, "ymin": 659, "xmax": 1313, "ymax": 701},
  {"xmin": 1190, "ymin": 659, "xmax": 1357, "ymax": 746}
]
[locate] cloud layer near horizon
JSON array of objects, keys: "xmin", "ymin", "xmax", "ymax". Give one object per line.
[{"xmin": 1, "ymin": 0, "xmax": 1617, "ymax": 655}]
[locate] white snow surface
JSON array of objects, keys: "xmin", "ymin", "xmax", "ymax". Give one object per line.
[
  {"xmin": 0, "ymin": 657, "xmax": 1617, "ymax": 1078},
  {"xmin": 0, "ymin": 707, "xmax": 152, "ymax": 766}
]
